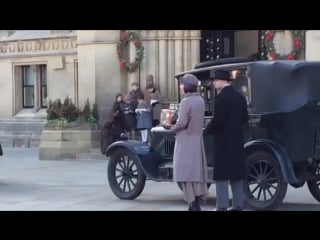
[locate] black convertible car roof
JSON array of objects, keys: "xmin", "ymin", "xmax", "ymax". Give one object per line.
[
  {"xmin": 250, "ymin": 60, "xmax": 320, "ymax": 114},
  {"xmin": 175, "ymin": 60, "xmax": 320, "ymax": 114}
]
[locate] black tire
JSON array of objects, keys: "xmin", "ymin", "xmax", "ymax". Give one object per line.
[
  {"xmin": 307, "ymin": 163, "xmax": 320, "ymax": 202},
  {"xmin": 244, "ymin": 151, "xmax": 288, "ymax": 211},
  {"xmin": 177, "ymin": 182, "xmax": 211, "ymax": 191},
  {"xmin": 107, "ymin": 148, "xmax": 146, "ymax": 200}
]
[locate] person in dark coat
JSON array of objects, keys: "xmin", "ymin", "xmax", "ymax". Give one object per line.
[
  {"xmin": 102, "ymin": 110, "xmax": 116, "ymax": 151},
  {"xmin": 110, "ymin": 93, "xmax": 126, "ymax": 143},
  {"xmin": 128, "ymin": 82, "xmax": 144, "ymax": 110},
  {"xmin": 204, "ymin": 69, "xmax": 249, "ymax": 211},
  {"xmin": 143, "ymin": 74, "xmax": 162, "ymax": 127},
  {"xmin": 121, "ymin": 94, "xmax": 137, "ymax": 140},
  {"xmin": 145, "ymin": 83, "xmax": 162, "ymax": 127}
]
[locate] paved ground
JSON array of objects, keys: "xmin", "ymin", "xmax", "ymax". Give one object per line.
[{"xmin": 0, "ymin": 147, "xmax": 319, "ymax": 211}]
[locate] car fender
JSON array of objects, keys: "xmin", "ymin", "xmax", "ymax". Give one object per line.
[
  {"xmin": 106, "ymin": 140, "xmax": 166, "ymax": 180},
  {"xmin": 106, "ymin": 140, "xmax": 151, "ymax": 157},
  {"xmin": 244, "ymin": 139, "xmax": 298, "ymax": 184}
]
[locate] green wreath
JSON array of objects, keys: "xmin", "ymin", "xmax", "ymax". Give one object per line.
[
  {"xmin": 264, "ymin": 30, "xmax": 305, "ymax": 60},
  {"xmin": 116, "ymin": 31, "xmax": 144, "ymax": 73}
]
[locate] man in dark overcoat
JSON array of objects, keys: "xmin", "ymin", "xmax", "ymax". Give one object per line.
[{"xmin": 204, "ymin": 69, "xmax": 249, "ymax": 211}]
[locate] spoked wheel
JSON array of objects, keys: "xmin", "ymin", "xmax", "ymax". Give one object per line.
[
  {"xmin": 244, "ymin": 151, "xmax": 287, "ymax": 211},
  {"xmin": 307, "ymin": 162, "xmax": 320, "ymax": 202},
  {"xmin": 107, "ymin": 148, "xmax": 146, "ymax": 200}
]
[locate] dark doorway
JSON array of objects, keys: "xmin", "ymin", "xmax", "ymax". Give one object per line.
[
  {"xmin": 200, "ymin": 30, "xmax": 235, "ymax": 62},
  {"xmin": 200, "ymin": 30, "xmax": 266, "ymax": 63}
]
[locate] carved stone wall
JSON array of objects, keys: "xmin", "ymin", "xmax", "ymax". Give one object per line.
[{"xmin": 0, "ymin": 35, "xmax": 77, "ymax": 58}]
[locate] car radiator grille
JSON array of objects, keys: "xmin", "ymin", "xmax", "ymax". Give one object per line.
[
  {"xmin": 162, "ymin": 137, "xmax": 175, "ymax": 157},
  {"xmin": 152, "ymin": 132, "xmax": 175, "ymax": 158}
]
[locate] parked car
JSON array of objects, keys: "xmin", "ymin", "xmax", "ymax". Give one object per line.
[{"xmin": 104, "ymin": 57, "xmax": 320, "ymax": 210}]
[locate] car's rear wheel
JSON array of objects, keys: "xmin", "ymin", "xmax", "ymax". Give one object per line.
[
  {"xmin": 307, "ymin": 162, "xmax": 320, "ymax": 202},
  {"xmin": 244, "ymin": 151, "xmax": 287, "ymax": 211},
  {"xmin": 107, "ymin": 148, "xmax": 146, "ymax": 200}
]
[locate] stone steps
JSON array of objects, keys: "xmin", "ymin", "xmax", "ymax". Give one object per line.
[{"xmin": 0, "ymin": 119, "xmax": 46, "ymax": 147}]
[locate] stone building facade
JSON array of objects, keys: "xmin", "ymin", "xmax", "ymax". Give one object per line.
[
  {"xmin": 0, "ymin": 30, "xmax": 319, "ymax": 147},
  {"xmin": 0, "ymin": 30, "xmax": 263, "ymax": 121}
]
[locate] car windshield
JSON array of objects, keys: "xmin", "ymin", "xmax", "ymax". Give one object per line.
[{"xmin": 229, "ymin": 67, "xmax": 251, "ymax": 107}]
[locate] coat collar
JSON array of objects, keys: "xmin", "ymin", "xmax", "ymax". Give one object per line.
[
  {"xmin": 220, "ymin": 85, "xmax": 233, "ymax": 93},
  {"xmin": 185, "ymin": 92, "xmax": 200, "ymax": 98}
]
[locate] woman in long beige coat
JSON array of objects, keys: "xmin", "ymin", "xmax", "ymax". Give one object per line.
[{"xmin": 171, "ymin": 74, "xmax": 208, "ymax": 211}]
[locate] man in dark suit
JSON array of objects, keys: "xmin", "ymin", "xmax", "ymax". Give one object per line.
[{"xmin": 204, "ymin": 69, "xmax": 249, "ymax": 211}]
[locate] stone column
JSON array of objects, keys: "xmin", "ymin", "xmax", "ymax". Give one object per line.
[
  {"xmin": 190, "ymin": 30, "xmax": 201, "ymax": 69},
  {"xmin": 127, "ymin": 30, "xmax": 140, "ymax": 90},
  {"xmin": 174, "ymin": 30, "xmax": 184, "ymax": 100},
  {"xmin": 145, "ymin": 31, "xmax": 158, "ymax": 89},
  {"xmin": 183, "ymin": 30, "xmax": 191, "ymax": 71},
  {"xmin": 167, "ymin": 30, "xmax": 175, "ymax": 101},
  {"xmin": 139, "ymin": 30, "xmax": 148, "ymax": 91},
  {"xmin": 305, "ymin": 30, "xmax": 320, "ymax": 60},
  {"xmin": 77, "ymin": 30, "xmax": 125, "ymax": 120},
  {"xmin": 158, "ymin": 30, "xmax": 168, "ymax": 100}
]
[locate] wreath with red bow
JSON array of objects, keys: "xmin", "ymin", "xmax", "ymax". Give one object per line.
[
  {"xmin": 264, "ymin": 30, "xmax": 305, "ymax": 60},
  {"xmin": 116, "ymin": 31, "xmax": 144, "ymax": 73}
]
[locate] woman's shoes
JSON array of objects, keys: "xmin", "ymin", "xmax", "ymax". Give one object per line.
[
  {"xmin": 188, "ymin": 203, "xmax": 197, "ymax": 211},
  {"xmin": 188, "ymin": 197, "xmax": 202, "ymax": 211}
]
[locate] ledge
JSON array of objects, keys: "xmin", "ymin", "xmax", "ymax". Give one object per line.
[{"xmin": 0, "ymin": 36, "xmax": 77, "ymax": 58}]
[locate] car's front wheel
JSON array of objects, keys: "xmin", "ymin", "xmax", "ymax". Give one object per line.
[{"xmin": 107, "ymin": 148, "xmax": 146, "ymax": 200}]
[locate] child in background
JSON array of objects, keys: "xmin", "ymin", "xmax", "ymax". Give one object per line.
[
  {"xmin": 121, "ymin": 95, "xmax": 137, "ymax": 140},
  {"xmin": 135, "ymin": 94, "xmax": 152, "ymax": 143}
]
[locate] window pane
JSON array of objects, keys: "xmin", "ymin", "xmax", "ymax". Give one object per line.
[
  {"xmin": 230, "ymin": 68, "xmax": 251, "ymax": 107},
  {"xmin": 41, "ymin": 65, "xmax": 47, "ymax": 85},
  {"xmin": 24, "ymin": 87, "xmax": 34, "ymax": 107},
  {"xmin": 223, "ymin": 38, "xmax": 230, "ymax": 55},
  {"xmin": 41, "ymin": 86, "xmax": 47, "ymax": 107},
  {"xmin": 24, "ymin": 66, "xmax": 35, "ymax": 85}
]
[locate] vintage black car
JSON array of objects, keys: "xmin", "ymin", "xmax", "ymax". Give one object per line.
[{"xmin": 104, "ymin": 58, "xmax": 320, "ymax": 210}]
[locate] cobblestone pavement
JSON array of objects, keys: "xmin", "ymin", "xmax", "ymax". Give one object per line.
[{"xmin": 0, "ymin": 148, "xmax": 319, "ymax": 211}]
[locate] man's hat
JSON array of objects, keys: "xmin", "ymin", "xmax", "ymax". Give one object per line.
[{"xmin": 212, "ymin": 69, "xmax": 232, "ymax": 81}]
